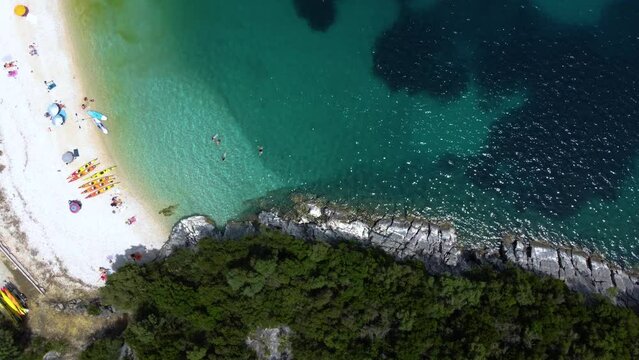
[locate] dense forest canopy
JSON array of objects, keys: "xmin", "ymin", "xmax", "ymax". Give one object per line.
[{"xmin": 86, "ymin": 232, "xmax": 639, "ymax": 359}]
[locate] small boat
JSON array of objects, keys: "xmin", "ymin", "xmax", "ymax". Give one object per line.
[
  {"xmin": 93, "ymin": 118, "xmax": 108, "ymax": 134},
  {"xmin": 85, "ymin": 183, "xmax": 119, "ymax": 199},
  {"xmin": 67, "ymin": 158, "xmax": 98, "ymax": 180},
  {"xmin": 68, "ymin": 163, "xmax": 99, "ymax": 182},
  {"xmin": 79, "ymin": 175, "xmax": 115, "ymax": 189},
  {"xmin": 81, "ymin": 178, "xmax": 117, "ymax": 194},
  {"xmin": 87, "ymin": 110, "xmax": 107, "ymax": 121},
  {"xmin": 88, "ymin": 166, "xmax": 116, "ymax": 180}
]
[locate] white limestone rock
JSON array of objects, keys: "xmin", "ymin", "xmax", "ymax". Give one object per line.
[
  {"xmin": 529, "ymin": 243, "xmax": 560, "ymax": 277},
  {"xmin": 160, "ymin": 216, "xmax": 219, "ymax": 258}
]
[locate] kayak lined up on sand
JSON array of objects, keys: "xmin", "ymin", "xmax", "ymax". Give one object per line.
[
  {"xmin": 79, "ymin": 175, "xmax": 116, "ymax": 189},
  {"xmin": 88, "ymin": 166, "xmax": 116, "ymax": 180},
  {"xmin": 67, "ymin": 158, "xmax": 98, "ymax": 180},
  {"xmin": 81, "ymin": 178, "xmax": 117, "ymax": 194},
  {"xmin": 5, "ymin": 283, "xmax": 27, "ymax": 308},
  {"xmin": 0, "ymin": 302, "xmax": 18, "ymax": 324},
  {"xmin": 0, "ymin": 288, "xmax": 27, "ymax": 317},
  {"xmin": 68, "ymin": 163, "xmax": 100, "ymax": 182},
  {"xmin": 85, "ymin": 183, "xmax": 119, "ymax": 199}
]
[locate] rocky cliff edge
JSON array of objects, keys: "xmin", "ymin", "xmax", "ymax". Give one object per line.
[{"xmin": 162, "ymin": 202, "xmax": 639, "ymax": 310}]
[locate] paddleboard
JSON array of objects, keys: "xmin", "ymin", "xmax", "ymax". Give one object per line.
[
  {"xmin": 93, "ymin": 118, "xmax": 109, "ymax": 134},
  {"xmin": 87, "ymin": 110, "xmax": 107, "ymax": 121}
]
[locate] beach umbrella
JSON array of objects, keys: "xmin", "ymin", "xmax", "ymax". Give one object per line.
[
  {"xmin": 62, "ymin": 151, "xmax": 75, "ymax": 164},
  {"xmin": 68, "ymin": 200, "xmax": 82, "ymax": 213},
  {"xmin": 13, "ymin": 5, "xmax": 28, "ymax": 17},
  {"xmin": 47, "ymin": 103, "xmax": 60, "ymax": 117},
  {"xmin": 51, "ymin": 115, "xmax": 64, "ymax": 126}
]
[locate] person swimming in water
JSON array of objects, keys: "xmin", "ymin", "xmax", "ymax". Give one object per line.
[
  {"xmin": 258, "ymin": 146, "xmax": 263, "ymax": 157},
  {"xmin": 211, "ymin": 134, "xmax": 221, "ymax": 146},
  {"xmin": 221, "ymin": 152, "xmax": 226, "ymax": 161}
]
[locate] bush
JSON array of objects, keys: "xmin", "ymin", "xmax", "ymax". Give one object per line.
[
  {"xmin": 93, "ymin": 232, "xmax": 639, "ymax": 359},
  {"xmin": 80, "ymin": 337, "xmax": 124, "ymax": 360}
]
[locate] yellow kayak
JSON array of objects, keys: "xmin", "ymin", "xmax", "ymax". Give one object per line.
[
  {"xmin": 1, "ymin": 289, "xmax": 25, "ymax": 316},
  {"xmin": 0, "ymin": 302, "xmax": 18, "ymax": 324},
  {"xmin": 67, "ymin": 158, "xmax": 98, "ymax": 180},
  {"xmin": 79, "ymin": 175, "xmax": 116, "ymax": 189},
  {"xmin": 1, "ymin": 288, "xmax": 26, "ymax": 314},
  {"xmin": 81, "ymin": 178, "xmax": 117, "ymax": 194},
  {"xmin": 89, "ymin": 166, "xmax": 116, "ymax": 180},
  {"xmin": 85, "ymin": 183, "xmax": 119, "ymax": 199}
]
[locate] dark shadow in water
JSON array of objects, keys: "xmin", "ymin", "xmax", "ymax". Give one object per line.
[
  {"xmin": 372, "ymin": 11, "xmax": 469, "ymax": 100},
  {"xmin": 373, "ymin": 0, "xmax": 639, "ymax": 217},
  {"xmin": 373, "ymin": 0, "xmax": 542, "ymax": 101},
  {"xmin": 292, "ymin": 0, "xmax": 337, "ymax": 32}
]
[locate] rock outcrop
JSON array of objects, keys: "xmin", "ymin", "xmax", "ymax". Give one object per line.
[
  {"xmin": 246, "ymin": 326, "xmax": 293, "ymax": 360},
  {"xmin": 162, "ymin": 199, "xmax": 639, "ymax": 310},
  {"xmin": 47, "ymin": 298, "xmax": 113, "ymax": 316},
  {"xmin": 159, "ymin": 216, "xmax": 220, "ymax": 258},
  {"xmin": 255, "ymin": 200, "xmax": 639, "ymax": 310}
]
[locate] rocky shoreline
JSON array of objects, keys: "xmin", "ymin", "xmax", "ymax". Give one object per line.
[{"xmin": 161, "ymin": 199, "xmax": 639, "ymax": 310}]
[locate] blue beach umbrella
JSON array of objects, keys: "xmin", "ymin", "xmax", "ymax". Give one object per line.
[
  {"xmin": 51, "ymin": 115, "xmax": 64, "ymax": 126},
  {"xmin": 47, "ymin": 103, "xmax": 60, "ymax": 117}
]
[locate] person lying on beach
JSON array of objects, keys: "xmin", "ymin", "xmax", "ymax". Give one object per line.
[{"xmin": 3, "ymin": 61, "xmax": 16, "ymax": 69}]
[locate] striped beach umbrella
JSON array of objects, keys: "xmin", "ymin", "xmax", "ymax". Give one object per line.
[{"xmin": 68, "ymin": 200, "xmax": 82, "ymax": 213}]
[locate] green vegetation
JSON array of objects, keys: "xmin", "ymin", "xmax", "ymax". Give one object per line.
[
  {"xmin": 79, "ymin": 337, "xmax": 124, "ymax": 360},
  {"xmin": 89, "ymin": 232, "xmax": 639, "ymax": 359},
  {"xmin": 0, "ymin": 320, "xmax": 68, "ymax": 360}
]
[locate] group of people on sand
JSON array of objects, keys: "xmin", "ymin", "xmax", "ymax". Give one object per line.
[
  {"xmin": 80, "ymin": 96, "xmax": 94, "ymax": 110},
  {"xmin": 98, "ymin": 266, "xmax": 111, "ymax": 282},
  {"xmin": 110, "ymin": 196, "xmax": 123, "ymax": 212},
  {"xmin": 3, "ymin": 61, "xmax": 18, "ymax": 78},
  {"xmin": 211, "ymin": 134, "xmax": 264, "ymax": 161},
  {"xmin": 28, "ymin": 43, "xmax": 38, "ymax": 56}
]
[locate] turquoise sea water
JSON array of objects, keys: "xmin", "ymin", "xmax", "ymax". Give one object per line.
[{"xmin": 66, "ymin": 0, "xmax": 639, "ymax": 265}]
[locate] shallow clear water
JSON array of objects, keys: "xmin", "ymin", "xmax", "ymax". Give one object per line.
[{"xmin": 66, "ymin": 0, "xmax": 639, "ymax": 265}]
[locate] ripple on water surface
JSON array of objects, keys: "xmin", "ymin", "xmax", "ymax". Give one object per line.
[{"xmin": 66, "ymin": 0, "xmax": 639, "ymax": 265}]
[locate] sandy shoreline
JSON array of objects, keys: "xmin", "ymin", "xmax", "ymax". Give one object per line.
[{"xmin": 0, "ymin": 2, "xmax": 169, "ymax": 288}]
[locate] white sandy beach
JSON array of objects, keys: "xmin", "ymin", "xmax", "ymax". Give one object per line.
[{"xmin": 0, "ymin": 2, "xmax": 169, "ymax": 288}]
